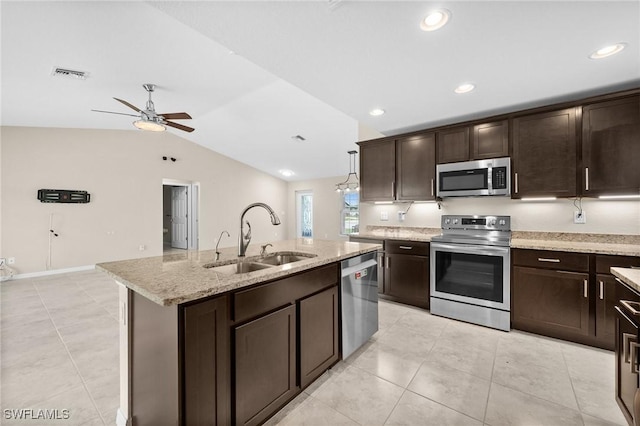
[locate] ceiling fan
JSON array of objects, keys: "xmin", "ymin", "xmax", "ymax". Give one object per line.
[{"xmin": 92, "ymin": 84, "xmax": 194, "ymax": 133}]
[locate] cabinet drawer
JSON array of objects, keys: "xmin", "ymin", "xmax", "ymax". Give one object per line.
[
  {"xmin": 386, "ymin": 240, "xmax": 429, "ymax": 256},
  {"xmin": 596, "ymin": 254, "xmax": 640, "ymax": 274},
  {"xmin": 233, "ymin": 264, "xmax": 339, "ymax": 323},
  {"xmin": 512, "ymin": 249, "xmax": 589, "ymax": 272}
]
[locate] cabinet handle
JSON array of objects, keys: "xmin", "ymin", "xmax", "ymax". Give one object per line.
[
  {"xmin": 583, "ymin": 279, "xmax": 588, "ymax": 298},
  {"xmin": 624, "ymin": 332, "xmax": 636, "ymax": 364},
  {"xmin": 515, "ymin": 172, "xmax": 519, "ymax": 194},
  {"xmin": 585, "ymin": 168, "xmax": 589, "ymax": 191},
  {"xmin": 431, "ymin": 178, "xmax": 434, "ymax": 197},
  {"xmin": 399, "ymin": 246, "xmax": 413, "ymax": 250},
  {"xmin": 386, "ymin": 256, "xmax": 390, "ymax": 269},
  {"xmin": 632, "ymin": 341, "xmax": 640, "ymax": 374},
  {"xmin": 537, "ymin": 257, "xmax": 560, "ymax": 263},
  {"xmin": 599, "ymin": 280, "xmax": 604, "ymax": 300},
  {"xmin": 391, "ymin": 181, "xmax": 395, "ymax": 198}
]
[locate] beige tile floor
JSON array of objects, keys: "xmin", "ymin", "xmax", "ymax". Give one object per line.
[{"xmin": 0, "ymin": 270, "xmax": 628, "ymax": 426}]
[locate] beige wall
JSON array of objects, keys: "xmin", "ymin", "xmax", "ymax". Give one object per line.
[
  {"xmin": 287, "ymin": 177, "xmax": 348, "ymax": 241},
  {"xmin": 1, "ymin": 126, "xmax": 288, "ymax": 274},
  {"xmin": 356, "ymin": 124, "xmax": 640, "ymax": 236}
]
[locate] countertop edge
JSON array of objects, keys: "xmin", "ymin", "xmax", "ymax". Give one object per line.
[{"xmin": 612, "ymin": 267, "xmax": 640, "ymax": 293}]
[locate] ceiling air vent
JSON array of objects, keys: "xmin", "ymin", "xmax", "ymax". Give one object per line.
[
  {"xmin": 51, "ymin": 67, "xmax": 88, "ymax": 80},
  {"xmin": 327, "ymin": 0, "xmax": 344, "ymax": 11},
  {"xmin": 291, "ymin": 135, "xmax": 306, "ymax": 142}
]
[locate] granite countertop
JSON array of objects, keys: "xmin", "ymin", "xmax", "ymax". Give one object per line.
[
  {"xmin": 612, "ymin": 267, "xmax": 640, "ymax": 293},
  {"xmin": 97, "ymin": 239, "xmax": 381, "ymax": 307},
  {"xmin": 355, "ymin": 226, "xmax": 640, "ymax": 257}
]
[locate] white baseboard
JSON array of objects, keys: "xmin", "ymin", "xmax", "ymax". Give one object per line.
[{"xmin": 10, "ymin": 264, "xmax": 96, "ymax": 280}]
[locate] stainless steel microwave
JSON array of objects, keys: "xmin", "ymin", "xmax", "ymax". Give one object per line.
[{"xmin": 436, "ymin": 157, "xmax": 511, "ymax": 197}]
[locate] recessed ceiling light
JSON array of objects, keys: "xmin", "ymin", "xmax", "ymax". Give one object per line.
[
  {"xmin": 589, "ymin": 43, "xmax": 626, "ymax": 59},
  {"xmin": 279, "ymin": 169, "xmax": 295, "ymax": 177},
  {"xmin": 420, "ymin": 9, "xmax": 451, "ymax": 32},
  {"xmin": 369, "ymin": 108, "xmax": 385, "ymax": 116},
  {"xmin": 454, "ymin": 83, "xmax": 475, "ymax": 94}
]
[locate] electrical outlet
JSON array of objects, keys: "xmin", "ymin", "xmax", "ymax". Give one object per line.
[
  {"xmin": 398, "ymin": 211, "xmax": 406, "ymax": 222},
  {"xmin": 7, "ymin": 257, "xmax": 15, "ymax": 264},
  {"xmin": 574, "ymin": 211, "xmax": 587, "ymax": 224},
  {"xmin": 138, "ymin": 245, "xmax": 146, "ymax": 251},
  {"xmin": 380, "ymin": 211, "xmax": 389, "ymax": 221}
]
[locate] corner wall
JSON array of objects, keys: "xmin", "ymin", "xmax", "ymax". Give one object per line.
[{"xmin": 0, "ymin": 126, "xmax": 288, "ymax": 274}]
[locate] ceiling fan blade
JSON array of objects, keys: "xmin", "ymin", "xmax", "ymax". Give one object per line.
[
  {"xmin": 113, "ymin": 98, "xmax": 142, "ymax": 113},
  {"xmin": 165, "ymin": 121, "xmax": 195, "ymax": 133},
  {"xmin": 91, "ymin": 109, "xmax": 140, "ymax": 117},
  {"xmin": 159, "ymin": 112, "xmax": 192, "ymax": 120}
]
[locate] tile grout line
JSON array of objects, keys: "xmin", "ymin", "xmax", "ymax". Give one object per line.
[{"xmin": 33, "ymin": 280, "xmax": 108, "ymax": 425}]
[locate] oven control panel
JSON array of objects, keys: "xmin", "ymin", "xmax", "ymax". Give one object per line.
[{"xmin": 441, "ymin": 215, "xmax": 510, "ymax": 231}]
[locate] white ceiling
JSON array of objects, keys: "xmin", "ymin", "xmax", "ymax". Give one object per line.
[{"xmin": 2, "ymin": 1, "xmax": 639, "ymax": 181}]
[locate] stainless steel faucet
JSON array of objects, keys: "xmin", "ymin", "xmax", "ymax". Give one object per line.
[
  {"xmin": 238, "ymin": 203, "xmax": 281, "ymax": 257},
  {"xmin": 215, "ymin": 230, "xmax": 230, "ymax": 261}
]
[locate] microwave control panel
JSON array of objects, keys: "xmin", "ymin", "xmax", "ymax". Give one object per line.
[{"xmin": 492, "ymin": 167, "xmax": 508, "ymax": 189}]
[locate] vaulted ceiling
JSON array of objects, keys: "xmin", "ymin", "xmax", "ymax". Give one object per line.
[{"xmin": 2, "ymin": 1, "xmax": 638, "ymax": 181}]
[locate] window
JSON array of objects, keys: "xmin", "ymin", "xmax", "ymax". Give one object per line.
[
  {"xmin": 341, "ymin": 192, "xmax": 359, "ymax": 235},
  {"xmin": 296, "ymin": 191, "xmax": 313, "ymax": 237}
]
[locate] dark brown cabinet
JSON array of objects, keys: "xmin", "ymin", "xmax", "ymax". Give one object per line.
[
  {"xmin": 382, "ymin": 240, "xmax": 429, "ymax": 308},
  {"xmin": 512, "ymin": 265, "xmax": 590, "ymax": 339},
  {"xmin": 359, "ymin": 139, "xmax": 395, "ymax": 202},
  {"xmin": 183, "ymin": 296, "xmax": 231, "ymax": 426},
  {"xmin": 582, "ymin": 95, "xmax": 640, "ymax": 197},
  {"xmin": 512, "ymin": 250, "xmax": 640, "ymax": 350},
  {"xmin": 359, "ymin": 133, "xmax": 435, "ymax": 202},
  {"xmin": 299, "ymin": 286, "xmax": 339, "ymax": 389},
  {"xmin": 437, "ymin": 126, "xmax": 470, "ymax": 164},
  {"xmin": 436, "ymin": 120, "xmax": 509, "ymax": 164},
  {"xmin": 512, "ymin": 108, "xmax": 578, "ymax": 198},
  {"xmin": 396, "ymin": 133, "xmax": 436, "ymax": 201},
  {"xmin": 234, "ymin": 304, "xmax": 298, "ymax": 426}
]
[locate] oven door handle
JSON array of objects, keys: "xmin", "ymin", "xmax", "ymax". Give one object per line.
[{"xmin": 430, "ymin": 242, "xmax": 509, "ymax": 256}]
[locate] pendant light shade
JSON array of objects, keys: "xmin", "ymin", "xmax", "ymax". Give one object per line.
[{"xmin": 335, "ymin": 150, "xmax": 360, "ymax": 193}]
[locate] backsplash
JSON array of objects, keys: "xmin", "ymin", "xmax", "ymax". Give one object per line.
[{"xmin": 359, "ymin": 196, "xmax": 640, "ymax": 236}]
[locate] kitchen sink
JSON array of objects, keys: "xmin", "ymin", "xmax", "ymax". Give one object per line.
[
  {"xmin": 256, "ymin": 252, "xmax": 317, "ymax": 266},
  {"xmin": 204, "ymin": 261, "xmax": 273, "ymax": 275}
]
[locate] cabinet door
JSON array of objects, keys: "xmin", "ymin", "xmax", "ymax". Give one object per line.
[
  {"xmin": 385, "ymin": 253, "xmax": 429, "ymax": 308},
  {"xmin": 183, "ymin": 296, "xmax": 231, "ymax": 425},
  {"xmin": 582, "ymin": 95, "xmax": 640, "ymax": 196},
  {"xmin": 359, "ymin": 139, "xmax": 396, "ymax": 201},
  {"xmin": 472, "ymin": 120, "xmax": 509, "ymax": 159},
  {"xmin": 512, "ymin": 108, "xmax": 577, "ymax": 198},
  {"xmin": 396, "ymin": 132, "xmax": 436, "ymax": 200},
  {"xmin": 512, "ymin": 266, "xmax": 589, "ymax": 339},
  {"xmin": 234, "ymin": 304, "xmax": 297, "ymax": 426},
  {"xmin": 437, "ymin": 126, "xmax": 470, "ymax": 164},
  {"xmin": 596, "ymin": 274, "xmax": 617, "ymax": 349},
  {"xmin": 615, "ymin": 307, "xmax": 639, "ymax": 426},
  {"xmin": 299, "ymin": 286, "xmax": 339, "ymax": 389}
]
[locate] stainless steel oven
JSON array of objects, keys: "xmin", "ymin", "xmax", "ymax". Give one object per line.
[{"xmin": 430, "ymin": 215, "xmax": 511, "ymax": 331}]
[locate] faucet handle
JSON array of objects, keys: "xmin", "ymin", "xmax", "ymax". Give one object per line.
[{"xmin": 260, "ymin": 243, "xmax": 273, "ymax": 256}]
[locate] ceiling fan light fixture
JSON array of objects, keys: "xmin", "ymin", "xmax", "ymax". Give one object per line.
[
  {"xmin": 133, "ymin": 119, "xmax": 166, "ymax": 132},
  {"xmin": 589, "ymin": 43, "xmax": 626, "ymax": 59},
  {"xmin": 420, "ymin": 9, "xmax": 450, "ymax": 32}
]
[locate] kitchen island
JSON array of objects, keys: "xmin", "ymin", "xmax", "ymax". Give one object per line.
[{"xmin": 97, "ymin": 239, "xmax": 381, "ymax": 426}]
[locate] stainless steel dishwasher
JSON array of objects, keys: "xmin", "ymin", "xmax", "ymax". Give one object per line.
[{"xmin": 341, "ymin": 251, "xmax": 379, "ymax": 359}]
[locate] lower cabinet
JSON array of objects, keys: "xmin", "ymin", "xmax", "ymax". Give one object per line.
[
  {"xmin": 234, "ymin": 304, "xmax": 298, "ymax": 426},
  {"xmin": 512, "ymin": 249, "xmax": 640, "ymax": 350},
  {"xmin": 512, "ymin": 266, "xmax": 589, "ymax": 338},
  {"xmin": 383, "ymin": 240, "xmax": 429, "ymax": 308},
  {"xmin": 300, "ymin": 286, "xmax": 340, "ymax": 389}
]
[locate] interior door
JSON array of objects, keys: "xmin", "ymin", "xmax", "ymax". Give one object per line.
[{"xmin": 171, "ymin": 186, "xmax": 188, "ymax": 249}]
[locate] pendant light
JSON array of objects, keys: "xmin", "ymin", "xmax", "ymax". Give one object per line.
[{"xmin": 335, "ymin": 150, "xmax": 360, "ymax": 193}]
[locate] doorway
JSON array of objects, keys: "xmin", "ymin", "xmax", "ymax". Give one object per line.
[{"xmin": 162, "ymin": 179, "xmax": 199, "ymax": 252}]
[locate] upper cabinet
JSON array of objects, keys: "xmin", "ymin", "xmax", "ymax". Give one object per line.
[
  {"xmin": 359, "ymin": 139, "xmax": 396, "ymax": 202},
  {"xmin": 581, "ymin": 95, "xmax": 640, "ymax": 197},
  {"xmin": 511, "ymin": 108, "xmax": 578, "ymax": 199},
  {"xmin": 359, "ymin": 132, "xmax": 435, "ymax": 202},
  {"xmin": 396, "ymin": 133, "xmax": 436, "ymax": 201},
  {"xmin": 436, "ymin": 120, "xmax": 509, "ymax": 164}
]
